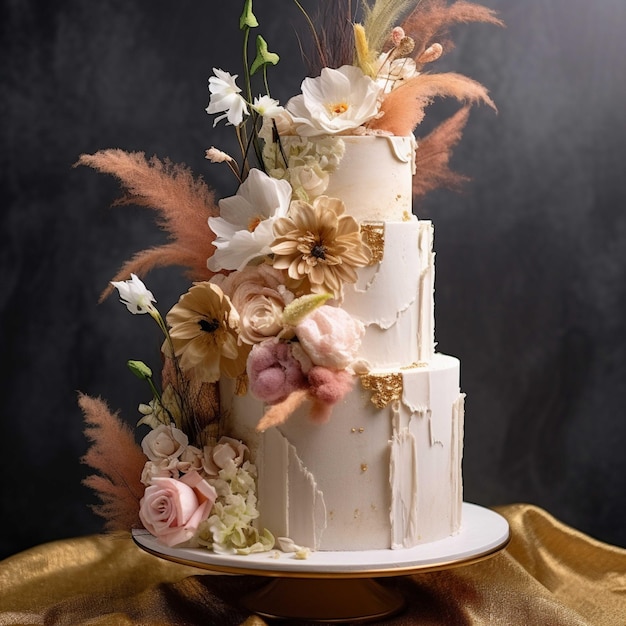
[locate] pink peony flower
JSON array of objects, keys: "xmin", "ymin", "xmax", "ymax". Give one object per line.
[
  {"xmin": 247, "ymin": 339, "xmax": 306, "ymax": 404},
  {"xmin": 139, "ymin": 470, "xmax": 217, "ymax": 547},
  {"xmin": 295, "ymin": 305, "xmax": 365, "ymax": 369}
]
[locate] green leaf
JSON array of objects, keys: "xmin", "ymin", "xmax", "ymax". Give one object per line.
[{"xmin": 250, "ymin": 35, "xmax": 280, "ymax": 75}]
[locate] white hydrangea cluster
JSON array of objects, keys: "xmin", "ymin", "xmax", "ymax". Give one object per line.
[
  {"xmin": 197, "ymin": 459, "xmax": 274, "ymax": 555},
  {"xmin": 261, "ymin": 130, "xmax": 345, "ymax": 203}
]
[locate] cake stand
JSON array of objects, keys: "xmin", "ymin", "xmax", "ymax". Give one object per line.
[{"xmin": 133, "ymin": 502, "xmax": 509, "ymax": 623}]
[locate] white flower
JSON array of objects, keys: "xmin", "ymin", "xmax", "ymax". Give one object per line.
[
  {"xmin": 258, "ymin": 109, "xmax": 296, "ymax": 144},
  {"xmin": 373, "ymin": 53, "xmax": 419, "ymax": 93},
  {"xmin": 206, "ymin": 68, "xmax": 249, "ymax": 127},
  {"xmin": 205, "ymin": 147, "xmax": 234, "ymax": 163},
  {"xmin": 286, "ymin": 65, "xmax": 382, "ymax": 136},
  {"xmin": 207, "ymin": 169, "xmax": 292, "ymax": 272},
  {"xmin": 111, "ymin": 273, "xmax": 156, "ymax": 315},
  {"xmin": 251, "ymin": 95, "xmax": 283, "ymax": 118}
]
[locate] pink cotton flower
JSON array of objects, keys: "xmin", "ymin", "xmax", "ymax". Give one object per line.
[
  {"xmin": 247, "ymin": 339, "xmax": 306, "ymax": 404},
  {"xmin": 307, "ymin": 367, "xmax": 354, "ymax": 424}
]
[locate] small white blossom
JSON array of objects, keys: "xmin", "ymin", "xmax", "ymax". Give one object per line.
[
  {"xmin": 205, "ymin": 147, "xmax": 234, "ymax": 163},
  {"xmin": 111, "ymin": 273, "xmax": 156, "ymax": 315},
  {"xmin": 251, "ymin": 95, "xmax": 283, "ymax": 118},
  {"xmin": 206, "ymin": 68, "xmax": 249, "ymax": 127}
]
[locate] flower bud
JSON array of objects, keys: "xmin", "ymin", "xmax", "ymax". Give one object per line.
[
  {"xmin": 239, "ymin": 0, "xmax": 258, "ymax": 29},
  {"xmin": 250, "ymin": 35, "xmax": 280, "ymax": 75}
]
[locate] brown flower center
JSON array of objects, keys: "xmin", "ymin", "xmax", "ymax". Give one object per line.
[
  {"xmin": 199, "ymin": 318, "xmax": 220, "ymax": 333},
  {"xmin": 310, "ymin": 242, "xmax": 327, "ymax": 260}
]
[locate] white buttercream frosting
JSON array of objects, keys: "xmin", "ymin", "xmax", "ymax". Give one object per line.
[{"xmin": 222, "ymin": 135, "xmax": 463, "ymax": 551}]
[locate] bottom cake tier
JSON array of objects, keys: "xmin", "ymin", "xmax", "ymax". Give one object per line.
[{"xmin": 222, "ymin": 353, "xmax": 464, "ymax": 551}]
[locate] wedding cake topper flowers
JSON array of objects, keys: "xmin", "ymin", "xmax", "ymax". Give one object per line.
[{"xmin": 78, "ymin": 0, "xmax": 502, "ymax": 551}]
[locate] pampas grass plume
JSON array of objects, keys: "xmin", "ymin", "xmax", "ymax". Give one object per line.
[
  {"xmin": 370, "ymin": 72, "xmax": 495, "ymax": 135},
  {"xmin": 79, "ymin": 393, "xmax": 146, "ymax": 531},
  {"xmin": 75, "ymin": 150, "xmax": 219, "ymax": 300}
]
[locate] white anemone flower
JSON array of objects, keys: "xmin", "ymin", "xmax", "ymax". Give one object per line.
[
  {"xmin": 111, "ymin": 274, "xmax": 156, "ymax": 315},
  {"xmin": 286, "ymin": 65, "xmax": 382, "ymax": 136},
  {"xmin": 251, "ymin": 95, "xmax": 284, "ymax": 118},
  {"xmin": 206, "ymin": 68, "xmax": 249, "ymax": 127},
  {"xmin": 208, "ymin": 169, "xmax": 292, "ymax": 272}
]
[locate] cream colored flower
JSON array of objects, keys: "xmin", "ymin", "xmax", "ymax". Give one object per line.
[
  {"xmin": 217, "ymin": 264, "xmax": 293, "ymax": 344},
  {"xmin": 271, "ymin": 196, "xmax": 371, "ymax": 298},
  {"xmin": 166, "ymin": 282, "xmax": 248, "ymax": 382},
  {"xmin": 205, "ymin": 147, "xmax": 234, "ymax": 163}
]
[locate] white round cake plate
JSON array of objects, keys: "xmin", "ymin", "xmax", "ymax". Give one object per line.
[{"xmin": 132, "ymin": 502, "xmax": 509, "ymax": 623}]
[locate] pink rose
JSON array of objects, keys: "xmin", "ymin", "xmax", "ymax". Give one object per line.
[
  {"xmin": 203, "ymin": 436, "xmax": 249, "ymax": 477},
  {"xmin": 247, "ymin": 339, "xmax": 306, "ymax": 403},
  {"xmin": 141, "ymin": 424, "xmax": 188, "ymax": 465},
  {"xmin": 139, "ymin": 470, "xmax": 217, "ymax": 547},
  {"xmin": 295, "ymin": 305, "xmax": 365, "ymax": 369}
]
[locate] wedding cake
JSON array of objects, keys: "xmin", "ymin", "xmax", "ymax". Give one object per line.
[
  {"xmin": 220, "ymin": 135, "xmax": 464, "ymax": 551},
  {"xmin": 78, "ymin": 0, "xmax": 500, "ymax": 556}
]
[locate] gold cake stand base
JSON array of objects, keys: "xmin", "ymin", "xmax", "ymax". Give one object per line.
[
  {"xmin": 242, "ymin": 576, "xmax": 405, "ymax": 623},
  {"xmin": 133, "ymin": 502, "xmax": 510, "ymax": 623}
]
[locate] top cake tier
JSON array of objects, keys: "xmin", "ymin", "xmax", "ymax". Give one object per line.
[{"xmin": 277, "ymin": 134, "xmax": 416, "ymax": 222}]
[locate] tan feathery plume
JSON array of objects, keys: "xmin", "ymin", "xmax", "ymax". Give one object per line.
[
  {"xmin": 368, "ymin": 71, "xmax": 495, "ymax": 135},
  {"xmin": 75, "ymin": 150, "xmax": 219, "ymax": 300},
  {"xmin": 400, "ymin": 0, "xmax": 504, "ymax": 67},
  {"xmin": 361, "ymin": 0, "xmax": 418, "ymax": 56},
  {"xmin": 256, "ymin": 389, "xmax": 309, "ymax": 432},
  {"xmin": 413, "ymin": 104, "xmax": 471, "ymax": 201},
  {"xmin": 79, "ymin": 393, "xmax": 146, "ymax": 531}
]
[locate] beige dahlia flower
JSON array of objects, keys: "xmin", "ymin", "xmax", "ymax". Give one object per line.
[
  {"xmin": 271, "ymin": 196, "xmax": 371, "ymax": 297},
  {"xmin": 166, "ymin": 282, "xmax": 248, "ymax": 383}
]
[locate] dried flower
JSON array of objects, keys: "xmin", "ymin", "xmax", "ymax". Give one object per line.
[
  {"xmin": 271, "ymin": 195, "xmax": 371, "ymax": 297},
  {"xmin": 166, "ymin": 282, "xmax": 248, "ymax": 383},
  {"xmin": 205, "ymin": 147, "xmax": 234, "ymax": 163}
]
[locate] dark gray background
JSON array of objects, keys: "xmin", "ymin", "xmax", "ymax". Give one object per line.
[{"xmin": 2, "ymin": 0, "xmax": 625, "ymax": 560}]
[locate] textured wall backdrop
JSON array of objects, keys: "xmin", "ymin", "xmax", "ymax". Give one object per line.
[{"xmin": 1, "ymin": 0, "xmax": 625, "ymax": 560}]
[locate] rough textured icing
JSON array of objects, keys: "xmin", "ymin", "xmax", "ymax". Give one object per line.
[
  {"xmin": 320, "ymin": 135, "xmax": 415, "ymax": 221},
  {"xmin": 222, "ymin": 135, "xmax": 464, "ymax": 551},
  {"xmin": 342, "ymin": 220, "xmax": 434, "ymax": 367},
  {"xmin": 224, "ymin": 355, "xmax": 462, "ymax": 550}
]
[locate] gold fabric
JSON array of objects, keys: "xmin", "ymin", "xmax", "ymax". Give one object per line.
[{"xmin": 1, "ymin": 504, "xmax": 625, "ymax": 625}]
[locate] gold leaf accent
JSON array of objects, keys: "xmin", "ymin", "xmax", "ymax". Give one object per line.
[
  {"xmin": 360, "ymin": 222, "xmax": 385, "ymax": 264},
  {"xmin": 360, "ymin": 372, "xmax": 403, "ymax": 408},
  {"xmin": 235, "ymin": 374, "xmax": 248, "ymax": 396}
]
